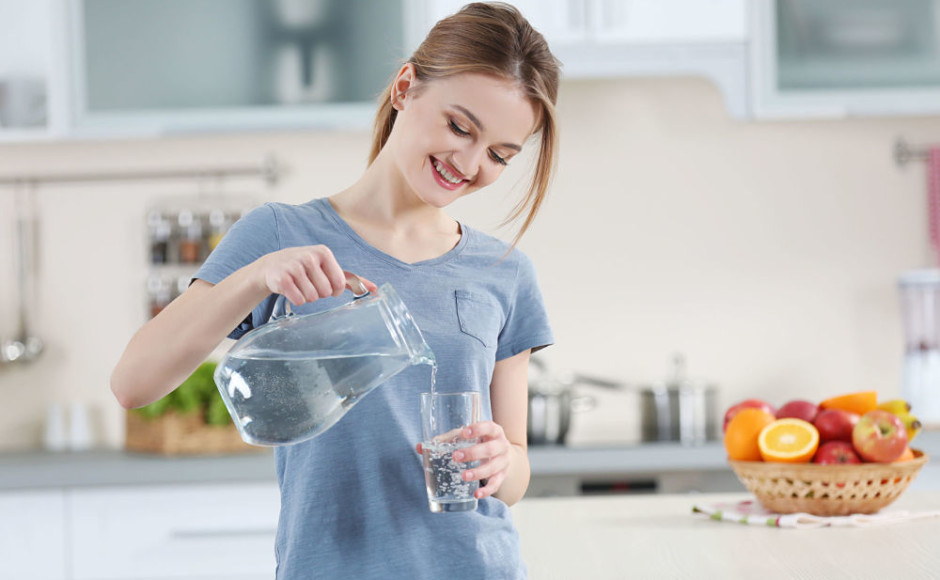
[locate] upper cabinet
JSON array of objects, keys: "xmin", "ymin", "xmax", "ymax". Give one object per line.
[
  {"xmin": 414, "ymin": 0, "xmax": 750, "ymax": 118},
  {"xmin": 416, "ymin": 0, "xmax": 940, "ymax": 120},
  {"xmin": 2, "ymin": 0, "xmax": 938, "ymax": 142},
  {"xmin": 1, "ymin": 0, "xmax": 411, "ymax": 141},
  {"xmin": 0, "ymin": 0, "xmax": 67, "ymax": 140},
  {"xmin": 750, "ymin": 0, "xmax": 940, "ymax": 118},
  {"xmin": 69, "ymin": 0, "xmax": 406, "ymax": 136}
]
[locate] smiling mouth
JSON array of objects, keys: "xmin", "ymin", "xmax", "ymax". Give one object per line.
[{"xmin": 431, "ymin": 157, "xmax": 466, "ymax": 186}]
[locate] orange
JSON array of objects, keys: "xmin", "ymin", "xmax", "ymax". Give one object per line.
[
  {"xmin": 757, "ymin": 418, "xmax": 819, "ymax": 463},
  {"xmin": 724, "ymin": 408, "xmax": 775, "ymax": 461},
  {"xmin": 819, "ymin": 390, "xmax": 877, "ymax": 416},
  {"xmin": 894, "ymin": 447, "xmax": 915, "ymax": 463}
]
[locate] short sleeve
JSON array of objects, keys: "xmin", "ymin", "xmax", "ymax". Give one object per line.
[
  {"xmin": 194, "ymin": 203, "xmax": 281, "ymax": 339},
  {"xmin": 495, "ymin": 252, "xmax": 554, "ymax": 361}
]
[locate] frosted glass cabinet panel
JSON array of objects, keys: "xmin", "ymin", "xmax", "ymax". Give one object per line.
[
  {"xmin": 70, "ymin": 0, "xmax": 406, "ymax": 133},
  {"xmin": 752, "ymin": 0, "xmax": 940, "ymax": 117}
]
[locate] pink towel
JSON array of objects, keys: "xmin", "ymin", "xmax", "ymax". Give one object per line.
[{"xmin": 930, "ymin": 147, "xmax": 940, "ymax": 265}]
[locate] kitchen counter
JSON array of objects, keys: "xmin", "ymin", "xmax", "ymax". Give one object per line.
[
  {"xmin": 513, "ymin": 491, "xmax": 940, "ymax": 579},
  {"xmin": 1, "ymin": 431, "xmax": 937, "ymax": 491},
  {"xmin": 0, "ymin": 441, "xmax": 731, "ymax": 491}
]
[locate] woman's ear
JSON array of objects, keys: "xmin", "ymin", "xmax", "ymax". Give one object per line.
[{"xmin": 390, "ymin": 63, "xmax": 417, "ymax": 111}]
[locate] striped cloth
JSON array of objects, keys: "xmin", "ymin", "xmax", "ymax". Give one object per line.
[{"xmin": 692, "ymin": 499, "xmax": 940, "ymax": 529}]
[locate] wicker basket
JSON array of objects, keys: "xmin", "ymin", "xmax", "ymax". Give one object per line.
[
  {"xmin": 125, "ymin": 410, "xmax": 261, "ymax": 456},
  {"xmin": 729, "ymin": 449, "xmax": 929, "ymax": 516}
]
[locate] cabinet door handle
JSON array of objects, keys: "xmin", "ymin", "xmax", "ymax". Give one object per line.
[{"xmin": 170, "ymin": 528, "xmax": 276, "ymax": 539}]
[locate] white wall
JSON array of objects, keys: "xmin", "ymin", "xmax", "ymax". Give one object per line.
[{"xmin": 1, "ymin": 77, "xmax": 938, "ymax": 451}]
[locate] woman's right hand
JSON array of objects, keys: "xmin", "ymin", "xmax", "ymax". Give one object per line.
[{"xmin": 253, "ymin": 245, "xmax": 377, "ymax": 306}]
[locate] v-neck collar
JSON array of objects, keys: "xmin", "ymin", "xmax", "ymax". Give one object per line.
[{"xmin": 315, "ymin": 197, "xmax": 469, "ymax": 270}]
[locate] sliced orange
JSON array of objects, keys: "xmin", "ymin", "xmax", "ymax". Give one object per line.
[
  {"xmin": 758, "ymin": 418, "xmax": 819, "ymax": 463},
  {"xmin": 894, "ymin": 447, "xmax": 915, "ymax": 463},
  {"xmin": 725, "ymin": 408, "xmax": 776, "ymax": 461},
  {"xmin": 819, "ymin": 390, "xmax": 878, "ymax": 416}
]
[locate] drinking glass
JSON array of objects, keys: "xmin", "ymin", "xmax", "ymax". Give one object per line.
[{"xmin": 420, "ymin": 391, "xmax": 482, "ymax": 512}]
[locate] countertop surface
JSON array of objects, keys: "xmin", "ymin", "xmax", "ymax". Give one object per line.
[
  {"xmin": 0, "ymin": 440, "xmax": 734, "ymax": 490},
  {"xmin": 1, "ymin": 431, "xmax": 937, "ymax": 491},
  {"xmin": 513, "ymin": 491, "xmax": 940, "ymax": 579}
]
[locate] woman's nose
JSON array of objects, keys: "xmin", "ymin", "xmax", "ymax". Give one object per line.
[{"xmin": 452, "ymin": 145, "xmax": 487, "ymax": 181}]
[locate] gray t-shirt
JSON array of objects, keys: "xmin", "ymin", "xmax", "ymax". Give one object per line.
[{"xmin": 195, "ymin": 198, "xmax": 553, "ymax": 579}]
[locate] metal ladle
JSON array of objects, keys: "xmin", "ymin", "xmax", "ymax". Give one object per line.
[{"xmin": 1, "ymin": 183, "xmax": 43, "ymax": 365}]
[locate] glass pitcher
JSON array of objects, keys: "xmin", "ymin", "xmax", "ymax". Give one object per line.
[{"xmin": 214, "ymin": 275, "xmax": 435, "ymax": 446}]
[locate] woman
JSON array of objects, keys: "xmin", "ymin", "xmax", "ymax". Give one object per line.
[{"xmin": 111, "ymin": 3, "xmax": 560, "ymax": 578}]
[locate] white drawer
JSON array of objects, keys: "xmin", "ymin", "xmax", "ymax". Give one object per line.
[
  {"xmin": 0, "ymin": 490, "xmax": 68, "ymax": 580},
  {"xmin": 68, "ymin": 482, "xmax": 280, "ymax": 580}
]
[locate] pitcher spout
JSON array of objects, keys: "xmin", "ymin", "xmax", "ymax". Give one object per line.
[{"xmin": 380, "ymin": 284, "xmax": 436, "ymax": 366}]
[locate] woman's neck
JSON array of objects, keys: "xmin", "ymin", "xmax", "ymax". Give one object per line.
[
  {"xmin": 330, "ymin": 153, "xmax": 456, "ymax": 236},
  {"xmin": 326, "ymin": 155, "xmax": 462, "ymax": 264}
]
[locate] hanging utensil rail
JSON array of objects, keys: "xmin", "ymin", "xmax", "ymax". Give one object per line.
[
  {"xmin": 895, "ymin": 138, "xmax": 931, "ymax": 167},
  {"xmin": 0, "ymin": 154, "xmax": 282, "ymax": 187}
]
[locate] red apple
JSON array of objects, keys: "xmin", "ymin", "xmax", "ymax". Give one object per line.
[
  {"xmin": 813, "ymin": 440, "xmax": 862, "ymax": 464},
  {"xmin": 814, "ymin": 409, "xmax": 860, "ymax": 442},
  {"xmin": 776, "ymin": 399, "xmax": 819, "ymax": 423},
  {"xmin": 852, "ymin": 410, "xmax": 908, "ymax": 463},
  {"xmin": 723, "ymin": 399, "xmax": 776, "ymax": 432}
]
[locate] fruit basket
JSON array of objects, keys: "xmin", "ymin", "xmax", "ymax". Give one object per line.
[{"xmin": 730, "ymin": 450, "xmax": 929, "ymax": 516}]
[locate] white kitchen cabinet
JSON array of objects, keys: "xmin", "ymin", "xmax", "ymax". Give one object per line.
[
  {"xmin": 0, "ymin": 490, "xmax": 68, "ymax": 580},
  {"xmin": 66, "ymin": 0, "xmax": 409, "ymax": 137},
  {"xmin": 590, "ymin": 0, "xmax": 747, "ymax": 44},
  {"xmin": 414, "ymin": 0, "xmax": 750, "ymax": 117},
  {"xmin": 2, "ymin": 0, "xmax": 413, "ymax": 141},
  {"xmin": 0, "ymin": 0, "xmax": 70, "ymax": 141},
  {"xmin": 415, "ymin": 0, "xmax": 746, "ymax": 45},
  {"xmin": 751, "ymin": 0, "xmax": 940, "ymax": 118},
  {"xmin": 68, "ymin": 482, "xmax": 280, "ymax": 580}
]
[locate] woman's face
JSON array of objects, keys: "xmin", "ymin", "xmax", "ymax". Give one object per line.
[{"xmin": 389, "ymin": 71, "xmax": 538, "ymax": 208}]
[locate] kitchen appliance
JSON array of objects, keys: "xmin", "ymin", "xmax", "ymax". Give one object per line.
[
  {"xmin": 213, "ymin": 277, "xmax": 435, "ymax": 446},
  {"xmin": 899, "ymin": 269, "xmax": 940, "ymax": 427},
  {"xmin": 639, "ymin": 354, "xmax": 718, "ymax": 445}
]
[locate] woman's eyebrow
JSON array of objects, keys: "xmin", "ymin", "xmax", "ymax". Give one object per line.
[{"xmin": 451, "ymin": 104, "xmax": 522, "ymax": 151}]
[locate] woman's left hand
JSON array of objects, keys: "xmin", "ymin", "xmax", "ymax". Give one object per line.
[
  {"xmin": 454, "ymin": 420, "xmax": 512, "ymax": 499},
  {"xmin": 413, "ymin": 421, "xmax": 513, "ymax": 499}
]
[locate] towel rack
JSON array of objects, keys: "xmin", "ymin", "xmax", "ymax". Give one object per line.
[
  {"xmin": 0, "ymin": 154, "xmax": 282, "ymax": 187},
  {"xmin": 895, "ymin": 138, "xmax": 931, "ymax": 167}
]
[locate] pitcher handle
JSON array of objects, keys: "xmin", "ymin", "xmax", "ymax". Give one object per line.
[
  {"xmin": 345, "ymin": 272, "xmax": 371, "ymax": 300},
  {"xmin": 270, "ymin": 271, "xmax": 371, "ymax": 321},
  {"xmin": 271, "ymin": 294, "xmax": 293, "ymax": 321}
]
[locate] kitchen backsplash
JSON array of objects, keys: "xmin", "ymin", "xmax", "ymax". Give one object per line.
[{"xmin": 1, "ymin": 77, "xmax": 939, "ymax": 451}]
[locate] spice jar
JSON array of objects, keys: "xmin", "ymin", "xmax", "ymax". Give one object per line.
[
  {"xmin": 177, "ymin": 210, "xmax": 203, "ymax": 263},
  {"xmin": 147, "ymin": 211, "xmax": 171, "ymax": 264},
  {"xmin": 147, "ymin": 276, "xmax": 172, "ymax": 318},
  {"xmin": 207, "ymin": 209, "xmax": 231, "ymax": 252}
]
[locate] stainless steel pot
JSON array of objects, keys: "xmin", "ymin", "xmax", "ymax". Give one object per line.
[
  {"xmin": 527, "ymin": 358, "xmax": 623, "ymax": 445},
  {"xmin": 639, "ymin": 354, "xmax": 718, "ymax": 445},
  {"xmin": 527, "ymin": 385, "xmax": 600, "ymax": 445}
]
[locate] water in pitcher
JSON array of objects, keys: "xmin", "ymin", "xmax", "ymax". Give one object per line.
[{"xmin": 217, "ymin": 349, "xmax": 436, "ymax": 446}]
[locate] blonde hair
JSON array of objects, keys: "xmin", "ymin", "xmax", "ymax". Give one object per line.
[{"xmin": 369, "ymin": 2, "xmax": 560, "ymax": 246}]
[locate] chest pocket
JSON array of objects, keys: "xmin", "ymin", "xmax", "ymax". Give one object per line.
[{"xmin": 455, "ymin": 290, "xmax": 502, "ymax": 349}]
